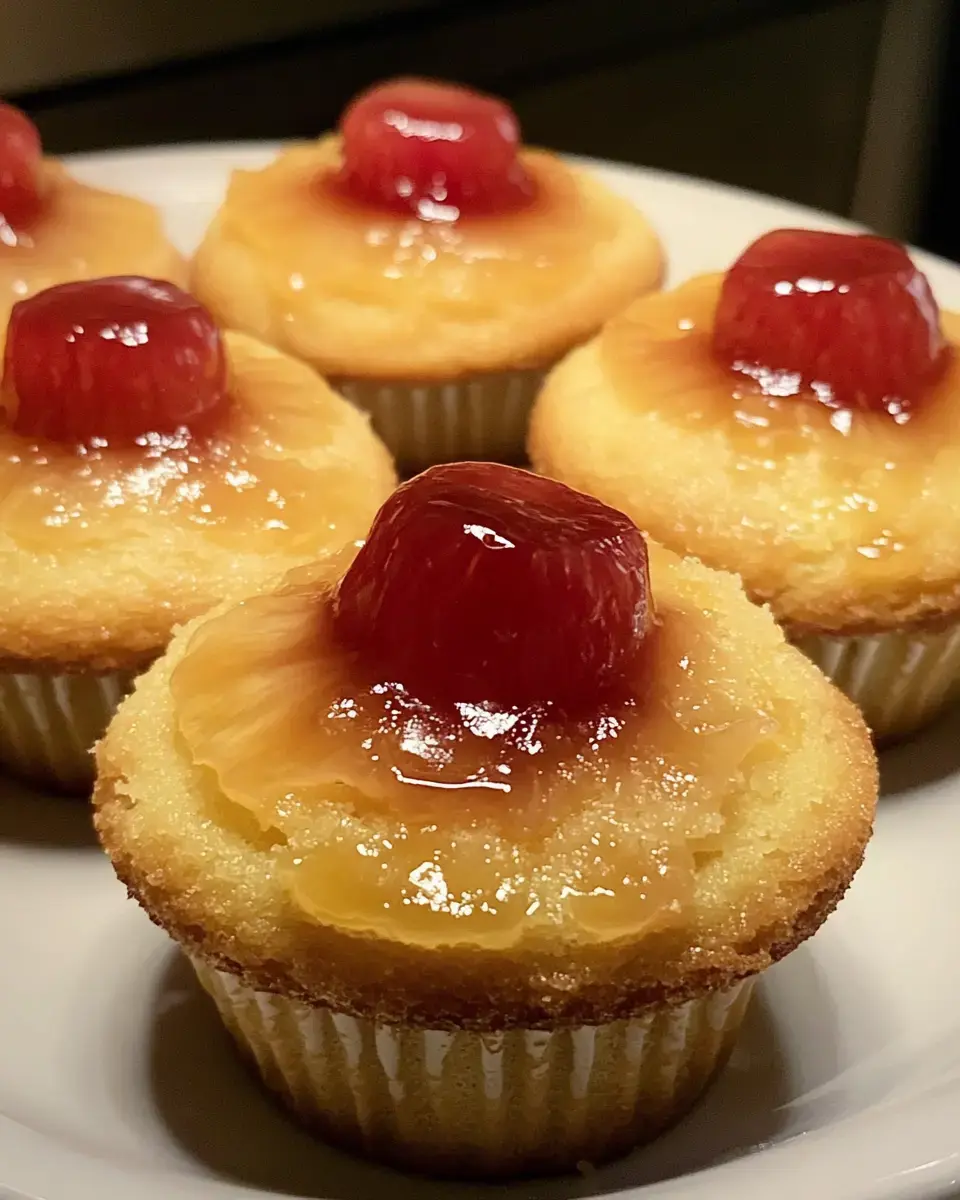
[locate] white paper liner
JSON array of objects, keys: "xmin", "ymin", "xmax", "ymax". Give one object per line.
[
  {"xmin": 0, "ymin": 668, "xmax": 134, "ymax": 793},
  {"xmin": 191, "ymin": 957, "xmax": 754, "ymax": 1178},
  {"xmin": 331, "ymin": 369, "xmax": 545, "ymax": 472},
  {"xmin": 793, "ymin": 621, "xmax": 960, "ymax": 741}
]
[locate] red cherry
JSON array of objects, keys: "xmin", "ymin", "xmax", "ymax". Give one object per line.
[
  {"xmin": 2, "ymin": 277, "xmax": 228, "ymax": 443},
  {"xmin": 0, "ymin": 102, "xmax": 43, "ymax": 231},
  {"xmin": 333, "ymin": 463, "xmax": 651, "ymax": 713},
  {"xmin": 339, "ymin": 78, "xmax": 534, "ymax": 218},
  {"xmin": 712, "ymin": 229, "xmax": 946, "ymax": 415}
]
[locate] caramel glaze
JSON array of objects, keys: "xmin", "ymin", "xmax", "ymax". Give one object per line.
[
  {"xmin": 171, "ymin": 554, "xmax": 792, "ymax": 950},
  {"xmin": 0, "ymin": 336, "xmax": 374, "ymax": 556},
  {"xmin": 600, "ymin": 274, "xmax": 960, "ymax": 604},
  {"xmin": 214, "ymin": 142, "xmax": 620, "ymax": 321}
]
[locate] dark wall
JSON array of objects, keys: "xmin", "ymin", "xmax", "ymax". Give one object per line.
[
  {"xmin": 12, "ymin": 0, "xmax": 884, "ymax": 220},
  {"xmin": 920, "ymin": 0, "xmax": 960, "ymax": 259}
]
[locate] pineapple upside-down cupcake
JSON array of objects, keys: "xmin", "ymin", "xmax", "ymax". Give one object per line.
[
  {"xmin": 0, "ymin": 276, "xmax": 396, "ymax": 793},
  {"xmin": 95, "ymin": 462, "xmax": 876, "ymax": 1179},
  {"xmin": 190, "ymin": 78, "xmax": 663, "ymax": 472},
  {"xmin": 0, "ymin": 102, "xmax": 185, "ymax": 330},
  {"xmin": 531, "ymin": 228, "xmax": 960, "ymax": 741}
]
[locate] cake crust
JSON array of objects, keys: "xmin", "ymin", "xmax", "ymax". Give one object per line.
[{"xmin": 96, "ymin": 796, "xmax": 866, "ymax": 1028}]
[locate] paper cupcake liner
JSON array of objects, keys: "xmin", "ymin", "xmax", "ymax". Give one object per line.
[
  {"xmin": 0, "ymin": 668, "xmax": 135, "ymax": 794},
  {"xmin": 331, "ymin": 369, "xmax": 545, "ymax": 473},
  {"xmin": 792, "ymin": 621, "xmax": 960, "ymax": 741},
  {"xmin": 191, "ymin": 957, "xmax": 754, "ymax": 1179}
]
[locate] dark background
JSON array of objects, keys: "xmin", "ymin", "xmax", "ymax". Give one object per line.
[{"xmin": 5, "ymin": 0, "xmax": 958, "ymax": 257}]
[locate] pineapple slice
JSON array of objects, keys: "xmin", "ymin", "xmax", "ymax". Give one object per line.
[{"xmin": 170, "ymin": 547, "xmax": 786, "ymax": 948}]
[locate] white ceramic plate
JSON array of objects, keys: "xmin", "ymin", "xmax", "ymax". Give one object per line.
[{"xmin": 1, "ymin": 146, "xmax": 959, "ymax": 1200}]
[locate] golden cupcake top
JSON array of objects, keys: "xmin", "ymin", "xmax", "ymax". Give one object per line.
[
  {"xmin": 0, "ymin": 103, "xmax": 186, "ymax": 317},
  {"xmin": 97, "ymin": 462, "xmax": 874, "ymax": 1002},
  {"xmin": 531, "ymin": 229, "xmax": 960, "ymax": 633},
  {"xmin": 190, "ymin": 78, "xmax": 663, "ymax": 377},
  {"xmin": 0, "ymin": 276, "xmax": 396, "ymax": 667}
]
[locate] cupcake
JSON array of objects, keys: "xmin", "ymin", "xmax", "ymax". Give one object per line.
[
  {"xmin": 94, "ymin": 463, "xmax": 875, "ymax": 1178},
  {"xmin": 0, "ymin": 102, "xmax": 185, "ymax": 328},
  {"xmin": 530, "ymin": 228, "xmax": 960, "ymax": 741},
  {"xmin": 190, "ymin": 78, "xmax": 663, "ymax": 472},
  {"xmin": 0, "ymin": 276, "xmax": 396, "ymax": 792}
]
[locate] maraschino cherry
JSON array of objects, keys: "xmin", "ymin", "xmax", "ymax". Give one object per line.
[
  {"xmin": 339, "ymin": 78, "xmax": 534, "ymax": 219},
  {"xmin": 712, "ymin": 229, "xmax": 946, "ymax": 415},
  {"xmin": 1, "ymin": 277, "xmax": 228, "ymax": 443},
  {"xmin": 333, "ymin": 463, "xmax": 651, "ymax": 713},
  {"xmin": 0, "ymin": 102, "xmax": 44, "ymax": 232}
]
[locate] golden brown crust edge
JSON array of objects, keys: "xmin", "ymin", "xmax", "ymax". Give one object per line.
[
  {"xmin": 0, "ymin": 585, "xmax": 243, "ymax": 673},
  {"xmin": 94, "ymin": 768, "xmax": 874, "ymax": 1031},
  {"xmin": 777, "ymin": 590, "xmax": 960, "ymax": 639},
  {"xmin": 0, "ymin": 648, "xmax": 161, "ymax": 675},
  {"xmin": 95, "ymin": 787, "xmax": 865, "ymax": 1029}
]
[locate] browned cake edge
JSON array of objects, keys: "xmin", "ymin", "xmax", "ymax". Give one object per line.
[{"xmin": 94, "ymin": 766, "xmax": 873, "ymax": 1031}]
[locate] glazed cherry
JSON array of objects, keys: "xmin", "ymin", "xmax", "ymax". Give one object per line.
[
  {"xmin": 339, "ymin": 78, "xmax": 534, "ymax": 219},
  {"xmin": 2, "ymin": 277, "xmax": 228, "ymax": 443},
  {"xmin": 712, "ymin": 229, "xmax": 946, "ymax": 415},
  {"xmin": 0, "ymin": 102, "xmax": 43, "ymax": 232},
  {"xmin": 333, "ymin": 463, "xmax": 651, "ymax": 713}
]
